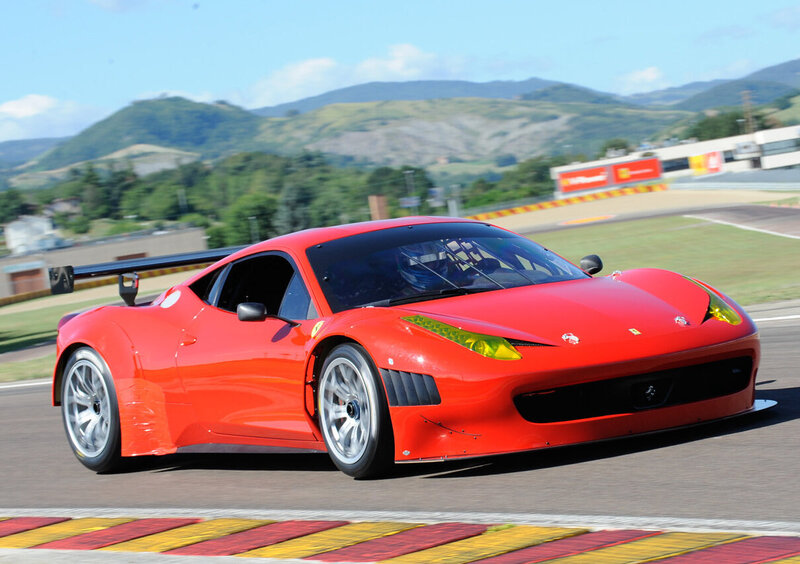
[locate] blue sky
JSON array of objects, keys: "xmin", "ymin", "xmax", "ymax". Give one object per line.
[{"xmin": 1, "ymin": 0, "xmax": 799, "ymax": 142}]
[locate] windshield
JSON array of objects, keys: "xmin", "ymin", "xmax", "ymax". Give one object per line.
[{"xmin": 307, "ymin": 222, "xmax": 588, "ymax": 313}]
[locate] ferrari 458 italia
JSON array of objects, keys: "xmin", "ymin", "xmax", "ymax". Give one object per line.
[{"xmin": 52, "ymin": 217, "xmax": 770, "ymax": 478}]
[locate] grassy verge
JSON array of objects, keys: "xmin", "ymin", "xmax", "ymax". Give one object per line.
[
  {"xmin": 0, "ymin": 354, "xmax": 55, "ymax": 383},
  {"xmin": 531, "ymin": 215, "xmax": 800, "ymax": 305},
  {"xmin": 0, "ymin": 297, "xmax": 113, "ymax": 355}
]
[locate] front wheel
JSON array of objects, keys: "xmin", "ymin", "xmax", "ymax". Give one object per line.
[
  {"xmin": 317, "ymin": 344, "xmax": 393, "ymax": 478},
  {"xmin": 61, "ymin": 347, "xmax": 123, "ymax": 473}
]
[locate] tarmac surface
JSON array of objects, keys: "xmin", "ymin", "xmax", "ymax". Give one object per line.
[{"xmin": 1, "ymin": 187, "xmax": 798, "ymax": 562}]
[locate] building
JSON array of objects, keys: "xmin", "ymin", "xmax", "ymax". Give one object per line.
[
  {"xmin": 550, "ymin": 125, "xmax": 800, "ymax": 196},
  {"xmin": 0, "ymin": 228, "xmax": 207, "ymax": 299},
  {"xmin": 4, "ymin": 216, "xmax": 68, "ymax": 255}
]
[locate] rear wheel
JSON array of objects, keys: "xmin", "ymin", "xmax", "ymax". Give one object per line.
[
  {"xmin": 61, "ymin": 347, "xmax": 123, "ymax": 473},
  {"xmin": 318, "ymin": 344, "xmax": 393, "ymax": 478}
]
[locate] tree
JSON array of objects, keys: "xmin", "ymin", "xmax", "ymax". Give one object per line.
[
  {"xmin": 222, "ymin": 192, "xmax": 278, "ymax": 245},
  {"xmin": 597, "ymin": 138, "xmax": 630, "ymax": 158},
  {"xmin": 686, "ymin": 111, "xmax": 773, "ymax": 141},
  {"xmin": 275, "ymin": 184, "xmax": 313, "ymax": 235},
  {"xmin": 80, "ymin": 164, "xmax": 110, "ymax": 219},
  {"xmin": 0, "ymin": 189, "xmax": 25, "ymax": 223}
]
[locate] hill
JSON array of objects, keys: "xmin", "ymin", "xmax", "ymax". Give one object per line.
[
  {"xmin": 743, "ymin": 57, "xmax": 800, "ymax": 88},
  {"xmin": 521, "ymin": 84, "xmax": 623, "ymax": 105},
  {"xmin": 0, "ymin": 137, "xmax": 68, "ymax": 169},
  {"xmin": 674, "ymin": 79, "xmax": 798, "ymax": 111},
  {"xmin": 252, "ymin": 77, "xmax": 559, "ymax": 117},
  {"xmin": 624, "ymin": 79, "xmax": 730, "ymax": 106},
  {"xmin": 35, "ymin": 97, "xmax": 262, "ymax": 170},
  {"xmin": 253, "ymin": 98, "xmax": 691, "ymax": 166}
]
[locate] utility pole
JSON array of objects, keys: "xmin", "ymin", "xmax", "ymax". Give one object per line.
[
  {"xmin": 403, "ymin": 169, "xmax": 419, "ymax": 214},
  {"xmin": 741, "ymin": 90, "xmax": 755, "ymax": 134}
]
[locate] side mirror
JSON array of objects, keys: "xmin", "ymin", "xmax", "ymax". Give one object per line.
[
  {"xmin": 580, "ymin": 254, "xmax": 603, "ymax": 275},
  {"xmin": 237, "ymin": 302, "xmax": 267, "ymax": 322}
]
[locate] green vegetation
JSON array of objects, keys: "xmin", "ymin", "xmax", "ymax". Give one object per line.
[
  {"xmin": 0, "ymin": 354, "xmax": 55, "ymax": 383},
  {"xmin": 18, "ymin": 151, "xmax": 570, "ymax": 245},
  {"xmin": 766, "ymin": 93, "xmax": 800, "ymax": 125},
  {"xmin": 675, "ymin": 80, "xmax": 797, "ymax": 112},
  {"xmin": 521, "ymin": 84, "xmax": 623, "ymax": 105},
  {"xmin": 533, "ymin": 216, "xmax": 800, "ymax": 305},
  {"xmin": 0, "ymin": 297, "xmax": 112, "ymax": 355},
  {"xmin": 36, "ymin": 97, "xmax": 261, "ymax": 170}
]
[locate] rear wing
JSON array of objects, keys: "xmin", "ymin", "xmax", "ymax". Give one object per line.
[{"xmin": 49, "ymin": 246, "xmax": 245, "ymax": 306}]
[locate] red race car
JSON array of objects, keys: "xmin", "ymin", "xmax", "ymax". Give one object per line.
[{"xmin": 51, "ymin": 217, "xmax": 774, "ymax": 478}]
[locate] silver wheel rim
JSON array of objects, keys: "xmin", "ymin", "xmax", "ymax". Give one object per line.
[
  {"xmin": 319, "ymin": 356, "xmax": 373, "ymax": 464},
  {"xmin": 63, "ymin": 357, "xmax": 111, "ymax": 458}
]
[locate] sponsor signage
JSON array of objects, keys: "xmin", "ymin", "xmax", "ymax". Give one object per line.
[
  {"xmin": 690, "ymin": 151, "xmax": 722, "ymax": 175},
  {"xmin": 611, "ymin": 158, "xmax": 662, "ymax": 185},
  {"xmin": 559, "ymin": 166, "xmax": 609, "ymax": 193}
]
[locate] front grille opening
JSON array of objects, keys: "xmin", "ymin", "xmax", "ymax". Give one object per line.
[{"xmin": 514, "ymin": 356, "xmax": 752, "ymax": 424}]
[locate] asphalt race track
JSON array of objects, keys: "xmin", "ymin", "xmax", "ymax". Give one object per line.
[
  {"xmin": 0, "ymin": 305, "xmax": 798, "ymax": 517},
  {"xmin": 0, "ymin": 199, "xmax": 798, "ymax": 561}
]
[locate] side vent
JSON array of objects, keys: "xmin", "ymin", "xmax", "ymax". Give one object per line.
[{"xmin": 380, "ymin": 369, "xmax": 441, "ymax": 407}]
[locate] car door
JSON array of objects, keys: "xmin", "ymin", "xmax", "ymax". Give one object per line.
[{"xmin": 176, "ymin": 251, "xmax": 319, "ymax": 441}]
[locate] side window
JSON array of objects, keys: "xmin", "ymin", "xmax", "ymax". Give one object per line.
[
  {"xmin": 279, "ymin": 272, "xmax": 317, "ymax": 320},
  {"xmin": 215, "ymin": 254, "xmax": 317, "ymax": 320},
  {"xmin": 189, "ymin": 266, "xmax": 225, "ymax": 304}
]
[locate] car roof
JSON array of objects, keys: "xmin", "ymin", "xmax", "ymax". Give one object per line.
[
  {"xmin": 181, "ymin": 216, "xmax": 488, "ymax": 287},
  {"xmin": 228, "ymin": 216, "xmax": 485, "ymax": 259}
]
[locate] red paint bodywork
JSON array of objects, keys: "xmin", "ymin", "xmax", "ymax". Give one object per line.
[{"xmin": 53, "ymin": 217, "xmax": 760, "ymax": 463}]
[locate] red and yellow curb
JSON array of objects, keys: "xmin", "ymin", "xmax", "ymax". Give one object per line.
[
  {"xmin": 466, "ymin": 183, "xmax": 668, "ymax": 222},
  {"xmin": 1, "ymin": 515, "xmax": 799, "ymax": 562}
]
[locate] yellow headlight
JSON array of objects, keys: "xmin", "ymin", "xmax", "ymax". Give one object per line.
[
  {"xmin": 685, "ymin": 277, "xmax": 742, "ymax": 326},
  {"xmin": 403, "ymin": 314, "xmax": 522, "ymax": 360}
]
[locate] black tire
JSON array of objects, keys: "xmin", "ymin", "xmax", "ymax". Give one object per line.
[
  {"xmin": 317, "ymin": 343, "xmax": 394, "ymax": 478},
  {"xmin": 61, "ymin": 347, "xmax": 124, "ymax": 473}
]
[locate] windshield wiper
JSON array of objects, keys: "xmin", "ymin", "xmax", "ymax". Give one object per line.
[{"xmin": 364, "ymin": 287, "xmax": 490, "ymax": 307}]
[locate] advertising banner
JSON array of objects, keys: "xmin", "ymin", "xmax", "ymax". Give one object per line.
[
  {"xmin": 611, "ymin": 158, "xmax": 662, "ymax": 185},
  {"xmin": 690, "ymin": 151, "xmax": 723, "ymax": 175},
  {"xmin": 559, "ymin": 166, "xmax": 609, "ymax": 193}
]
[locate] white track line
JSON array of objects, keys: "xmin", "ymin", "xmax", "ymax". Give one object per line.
[
  {"xmin": 0, "ymin": 380, "xmax": 49, "ymax": 391},
  {"xmin": 0, "ymin": 508, "xmax": 798, "ymax": 536},
  {"xmin": 685, "ymin": 214, "xmax": 800, "ymax": 240},
  {"xmin": 754, "ymin": 314, "xmax": 800, "ymax": 322}
]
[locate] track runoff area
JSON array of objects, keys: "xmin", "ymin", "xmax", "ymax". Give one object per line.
[{"xmin": 3, "ymin": 188, "xmax": 800, "ymax": 562}]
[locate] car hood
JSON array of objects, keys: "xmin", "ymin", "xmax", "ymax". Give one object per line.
[{"xmin": 396, "ymin": 269, "xmax": 717, "ymax": 346}]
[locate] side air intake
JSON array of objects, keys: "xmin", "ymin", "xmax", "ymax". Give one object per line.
[{"xmin": 380, "ymin": 369, "xmax": 441, "ymax": 407}]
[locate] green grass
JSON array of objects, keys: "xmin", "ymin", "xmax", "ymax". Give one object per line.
[
  {"xmin": 532, "ymin": 215, "xmax": 800, "ymax": 305},
  {"xmin": 0, "ymin": 354, "xmax": 55, "ymax": 383},
  {"xmin": 0, "ymin": 296, "xmax": 112, "ymax": 355}
]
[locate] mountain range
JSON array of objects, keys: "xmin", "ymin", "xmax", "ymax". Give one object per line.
[{"xmin": 5, "ymin": 57, "xmax": 800, "ymax": 187}]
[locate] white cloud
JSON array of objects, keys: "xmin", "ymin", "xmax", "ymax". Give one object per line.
[
  {"xmin": 767, "ymin": 5, "xmax": 800, "ymax": 30},
  {"xmin": 244, "ymin": 45, "xmax": 467, "ymax": 108},
  {"xmin": 693, "ymin": 59, "xmax": 757, "ymax": 82},
  {"xmin": 87, "ymin": 0, "xmax": 148, "ymax": 13},
  {"xmin": 355, "ymin": 44, "xmax": 451, "ymax": 81},
  {"xmin": 246, "ymin": 58, "xmax": 342, "ymax": 108},
  {"xmin": 617, "ymin": 66, "xmax": 669, "ymax": 94},
  {"xmin": 694, "ymin": 25, "xmax": 754, "ymax": 45},
  {"xmin": 0, "ymin": 94, "xmax": 58, "ymax": 119},
  {"xmin": 0, "ymin": 95, "xmax": 110, "ymax": 142}
]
